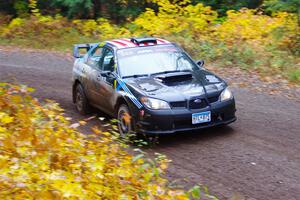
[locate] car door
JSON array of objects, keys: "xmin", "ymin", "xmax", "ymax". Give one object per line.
[
  {"xmin": 94, "ymin": 47, "xmax": 116, "ymax": 115},
  {"xmin": 83, "ymin": 45, "xmax": 104, "ymax": 104}
]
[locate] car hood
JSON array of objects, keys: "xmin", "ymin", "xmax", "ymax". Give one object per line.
[{"xmin": 125, "ymin": 69, "xmax": 227, "ymax": 102}]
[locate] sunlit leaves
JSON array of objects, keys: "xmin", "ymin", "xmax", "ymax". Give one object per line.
[
  {"xmin": 0, "ymin": 112, "xmax": 14, "ymax": 124},
  {"xmin": 28, "ymin": 0, "xmax": 40, "ymax": 17},
  {"xmin": 0, "ymin": 83, "xmax": 192, "ymax": 199},
  {"xmin": 213, "ymin": 9, "xmax": 297, "ymax": 46},
  {"xmin": 133, "ymin": 0, "xmax": 217, "ymax": 37}
]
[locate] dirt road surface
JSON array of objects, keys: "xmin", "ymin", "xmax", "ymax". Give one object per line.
[{"xmin": 1, "ymin": 48, "xmax": 300, "ymax": 200}]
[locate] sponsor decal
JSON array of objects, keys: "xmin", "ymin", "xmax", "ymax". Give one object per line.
[{"xmin": 115, "ymin": 78, "xmax": 143, "ymax": 109}]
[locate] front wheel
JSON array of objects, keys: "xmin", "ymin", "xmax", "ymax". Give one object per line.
[
  {"xmin": 117, "ymin": 104, "xmax": 133, "ymax": 137},
  {"xmin": 75, "ymin": 84, "xmax": 90, "ymax": 115}
]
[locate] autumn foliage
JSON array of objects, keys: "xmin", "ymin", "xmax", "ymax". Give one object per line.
[
  {"xmin": 0, "ymin": 83, "xmax": 193, "ymax": 199},
  {"xmin": 0, "ymin": 0, "xmax": 299, "ymax": 83}
]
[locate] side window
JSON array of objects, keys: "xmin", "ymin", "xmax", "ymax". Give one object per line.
[
  {"xmin": 87, "ymin": 46, "xmax": 103, "ymax": 67},
  {"xmin": 93, "ymin": 47, "xmax": 103, "ymax": 57},
  {"xmin": 100, "ymin": 48, "xmax": 115, "ymax": 72}
]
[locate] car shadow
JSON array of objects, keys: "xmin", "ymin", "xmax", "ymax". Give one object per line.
[{"xmin": 145, "ymin": 125, "xmax": 236, "ymax": 148}]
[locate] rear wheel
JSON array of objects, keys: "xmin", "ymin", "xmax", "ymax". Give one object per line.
[
  {"xmin": 75, "ymin": 84, "xmax": 90, "ymax": 115},
  {"xmin": 117, "ymin": 104, "xmax": 133, "ymax": 137}
]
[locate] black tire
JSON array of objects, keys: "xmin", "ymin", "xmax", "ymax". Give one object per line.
[
  {"xmin": 117, "ymin": 104, "xmax": 134, "ymax": 137},
  {"xmin": 74, "ymin": 84, "xmax": 90, "ymax": 115}
]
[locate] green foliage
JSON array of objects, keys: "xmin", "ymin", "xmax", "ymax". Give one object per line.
[
  {"xmin": 53, "ymin": 0, "xmax": 93, "ymax": 18},
  {"xmin": 288, "ymin": 69, "xmax": 300, "ymax": 83},
  {"xmin": 0, "ymin": 0, "xmax": 299, "ymax": 21},
  {"xmin": 14, "ymin": 0, "xmax": 29, "ymax": 17},
  {"xmin": 116, "ymin": 0, "xmax": 147, "ymax": 21},
  {"xmin": 264, "ymin": 0, "xmax": 300, "ymax": 14},
  {"xmin": 193, "ymin": 0, "xmax": 263, "ymax": 16}
]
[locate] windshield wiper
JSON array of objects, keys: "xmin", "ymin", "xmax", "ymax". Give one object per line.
[
  {"xmin": 122, "ymin": 74, "xmax": 149, "ymax": 79},
  {"xmin": 150, "ymin": 69, "xmax": 191, "ymax": 76}
]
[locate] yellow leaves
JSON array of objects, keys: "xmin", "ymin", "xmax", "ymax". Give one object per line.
[
  {"xmin": 0, "ymin": 112, "xmax": 14, "ymax": 124},
  {"xmin": 28, "ymin": 0, "xmax": 41, "ymax": 17},
  {"xmin": 0, "ymin": 126, "xmax": 6, "ymax": 133},
  {"xmin": 133, "ymin": 0, "xmax": 217, "ymax": 37},
  {"xmin": 52, "ymin": 180, "xmax": 84, "ymax": 198},
  {"xmin": 160, "ymin": 163, "xmax": 168, "ymax": 170},
  {"xmin": 7, "ymin": 18, "xmax": 24, "ymax": 29},
  {"xmin": 101, "ymin": 131, "xmax": 111, "ymax": 137},
  {"xmin": 74, "ymin": 19, "xmax": 98, "ymax": 37},
  {"xmin": 79, "ymin": 120, "xmax": 87, "ymax": 126},
  {"xmin": 213, "ymin": 8, "xmax": 297, "ymax": 47},
  {"xmin": 0, "ymin": 155, "xmax": 9, "ymax": 169},
  {"xmin": 72, "ymin": 18, "xmax": 127, "ymax": 39},
  {"xmin": 34, "ymin": 190, "xmax": 58, "ymax": 200},
  {"xmin": 0, "ymin": 83, "xmax": 189, "ymax": 199}
]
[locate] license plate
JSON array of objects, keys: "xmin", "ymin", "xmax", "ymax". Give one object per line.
[{"xmin": 192, "ymin": 111, "xmax": 211, "ymax": 124}]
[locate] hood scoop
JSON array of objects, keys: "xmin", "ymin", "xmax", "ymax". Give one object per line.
[
  {"xmin": 136, "ymin": 79, "xmax": 162, "ymax": 92},
  {"xmin": 154, "ymin": 72, "xmax": 193, "ymax": 83}
]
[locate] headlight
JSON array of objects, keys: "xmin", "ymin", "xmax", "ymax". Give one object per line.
[
  {"xmin": 220, "ymin": 88, "xmax": 233, "ymax": 101},
  {"xmin": 140, "ymin": 97, "xmax": 170, "ymax": 110}
]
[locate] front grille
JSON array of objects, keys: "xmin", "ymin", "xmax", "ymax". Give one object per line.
[
  {"xmin": 189, "ymin": 98, "xmax": 208, "ymax": 109},
  {"xmin": 170, "ymin": 101, "xmax": 187, "ymax": 109},
  {"xmin": 170, "ymin": 94, "xmax": 219, "ymax": 110}
]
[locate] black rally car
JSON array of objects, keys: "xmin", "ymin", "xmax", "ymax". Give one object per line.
[{"xmin": 72, "ymin": 37, "xmax": 236, "ymax": 135}]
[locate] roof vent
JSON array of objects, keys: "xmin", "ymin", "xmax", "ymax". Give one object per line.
[{"xmin": 130, "ymin": 37, "xmax": 157, "ymax": 45}]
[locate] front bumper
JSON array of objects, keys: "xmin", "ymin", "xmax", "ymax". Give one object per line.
[{"xmin": 135, "ymin": 99, "xmax": 236, "ymax": 135}]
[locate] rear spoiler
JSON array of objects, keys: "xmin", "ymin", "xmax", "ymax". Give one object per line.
[{"xmin": 73, "ymin": 43, "xmax": 97, "ymax": 58}]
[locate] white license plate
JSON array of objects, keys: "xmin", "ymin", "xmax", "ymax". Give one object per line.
[{"xmin": 192, "ymin": 111, "xmax": 211, "ymax": 124}]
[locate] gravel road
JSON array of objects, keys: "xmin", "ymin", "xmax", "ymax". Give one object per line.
[{"xmin": 1, "ymin": 48, "xmax": 300, "ymax": 200}]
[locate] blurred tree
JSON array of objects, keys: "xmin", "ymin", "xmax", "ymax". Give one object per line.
[
  {"xmin": 0, "ymin": 0, "xmax": 150, "ymax": 21},
  {"xmin": 192, "ymin": 0, "xmax": 263, "ymax": 16},
  {"xmin": 52, "ymin": 0, "xmax": 94, "ymax": 18},
  {"xmin": 5, "ymin": 0, "xmax": 299, "ymax": 24},
  {"xmin": 51, "ymin": 0, "xmax": 149, "ymax": 22},
  {"xmin": 105, "ymin": 0, "xmax": 149, "ymax": 23},
  {"xmin": 0, "ymin": 0, "xmax": 16, "ymax": 15}
]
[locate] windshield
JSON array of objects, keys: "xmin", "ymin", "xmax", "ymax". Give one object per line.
[{"xmin": 117, "ymin": 45, "xmax": 198, "ymax": 77}]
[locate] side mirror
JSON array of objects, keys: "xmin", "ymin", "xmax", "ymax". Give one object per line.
[
  {"xmin": 196, "ymin": 60, "xmax": 205, "ymax": 68},
  {"xmin": 73, "ymin": 44, "xmax": 91, "ymax": 58}
]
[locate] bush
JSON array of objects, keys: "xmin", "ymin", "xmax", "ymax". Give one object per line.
[
  {"xmin": 73, "ymin": 18, "xmax": 130, "ymax": 39},
  {"xmin": 1, "ymin": 15, "xmax": 70, "ymax": 38},
  {"xmin": 0, "ymin": 83, "xmax": 194, "ymax": 199}
]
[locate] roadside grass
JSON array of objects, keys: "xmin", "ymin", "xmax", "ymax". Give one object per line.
[
  {"xmin": 0, "ymin": 32, "xmax": 96, "ymax": 52},
  {"xmin": 288, "ymin": 69, "xmax": 300, "ymax": 83}
]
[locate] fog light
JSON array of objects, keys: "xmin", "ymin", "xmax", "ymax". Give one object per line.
[{"xmin": 139, "ymin": 110, "xmax": 145, "ymax": 118}]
